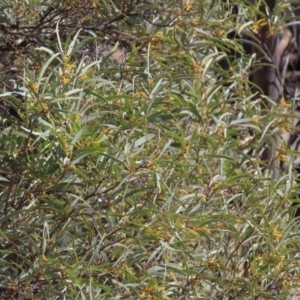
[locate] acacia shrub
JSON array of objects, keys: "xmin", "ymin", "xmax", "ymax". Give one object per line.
[{"xmin": 0, "ymin": 0, "xmax": 300, "ymax": 299}]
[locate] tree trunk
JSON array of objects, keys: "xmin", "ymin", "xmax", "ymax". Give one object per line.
[{"xmin": 250, "ymin": 0, "xmax": 282, "ymax": 178}]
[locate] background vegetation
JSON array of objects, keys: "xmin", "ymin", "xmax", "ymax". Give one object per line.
[{"xmin": 0, "ymin": 0, "xmax": 300, "ymax": 299}]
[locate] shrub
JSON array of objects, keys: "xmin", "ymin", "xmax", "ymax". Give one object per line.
[{"xmin": 0, "ymin": 0, "xmax": 300, "ymax": 299}]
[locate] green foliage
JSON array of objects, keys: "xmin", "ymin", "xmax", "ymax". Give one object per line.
[{"xmin": 1, "ymin": 0, "xmax": 300, "ymax": 299}]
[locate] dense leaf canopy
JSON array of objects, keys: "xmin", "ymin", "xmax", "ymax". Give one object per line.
[{"xmin": 1, "ymin": 0, "xmax": 300, "ymax": 299}]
